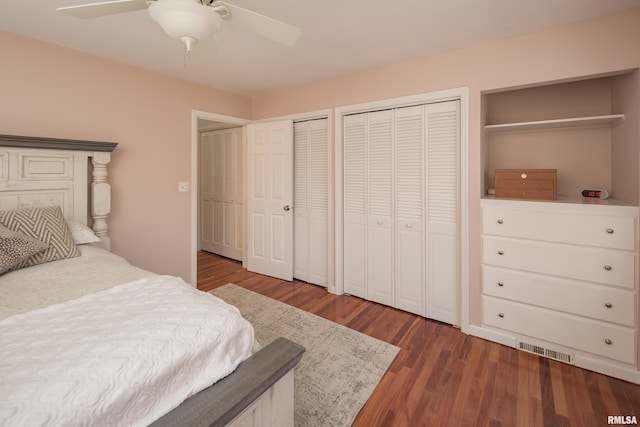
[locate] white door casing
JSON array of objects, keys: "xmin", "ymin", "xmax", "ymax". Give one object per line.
[{"xmin": 246, "ymin": 120, "xmax": 294, "ymax": 281}]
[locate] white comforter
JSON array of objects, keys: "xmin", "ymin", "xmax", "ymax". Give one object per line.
[{"xmin": 0, "ymin": 275, "xmax": 255, "ymax": 427}]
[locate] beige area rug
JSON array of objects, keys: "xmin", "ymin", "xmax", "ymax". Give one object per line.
[{"xmin": 210, "ymin": 284, "xmax": 400, "ymax": 427}]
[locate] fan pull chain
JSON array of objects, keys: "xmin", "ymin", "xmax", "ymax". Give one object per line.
[{"xmin": 181, "ymin": 36, "xmax": 196, "ymax": 67}]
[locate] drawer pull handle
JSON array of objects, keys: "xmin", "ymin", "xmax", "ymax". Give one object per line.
[
  {"xmin": 377, "ymin": 220, "xmax": 383, "ymax": 225},
  {"xmin": 605, "ymin": 302, "xmax": 613, "ymax": 308},
  {"xmin": 497, "ymin": 219, "xmax": 503, "ymax": 224},
  {"xmin": 498, "ymin": 250, "xmax": 504, "ymax": 255},
  {"xmin": 497, "ymin": 282, "xmax": 504, "ymax": 287},
  {"xmin": 406, "ymin": 223, "xmax": 412, "ymax": 229},
  {"xmin": 498, "ymin": 313, "xmax": 504, "ymax": 318},
  {"xmin": 604, "ymin": 265, "xmax": 612, "ymax": 271},
  {"xmin": 604, "ymin": 338, "xmax": 613, "ymax": 345},
  {"xmin": 606, "ymin": 228, "xmax": 614, "ymax": 234}
]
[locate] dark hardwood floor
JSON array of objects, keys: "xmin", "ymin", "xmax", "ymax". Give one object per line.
[{"xmin": 197, "ymin": 251, "xmax": 640, "ymax": 427}]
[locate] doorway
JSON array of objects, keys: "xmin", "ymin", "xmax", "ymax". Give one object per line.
[
  {"xmin": 190, "ymin": 111, "xmax": 250, "ymax": 286},
  {"xmin": 190, "ymin": 110, "xmax": 333, "ymax": 292}
]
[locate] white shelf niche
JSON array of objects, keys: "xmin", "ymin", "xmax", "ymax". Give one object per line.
[{"xmin": 485, "ymin": 114, "xmax": 625, "ymax": 133}]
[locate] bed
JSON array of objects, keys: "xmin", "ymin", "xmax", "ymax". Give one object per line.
[{"xmin": 0, "ymin": 134, "xmax": 304, "ymax": 427}]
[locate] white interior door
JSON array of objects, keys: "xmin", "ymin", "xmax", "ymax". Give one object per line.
[
  {"xmin": 199, "ymin": 128, "xmax": 243, "ymax": 261},
  {"xmin": 246, "ymin": 120, "xmax": 294, "ymax": 281}
]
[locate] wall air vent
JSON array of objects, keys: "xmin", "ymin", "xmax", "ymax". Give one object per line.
[{"xmin": 518, "ymin": 341, "xmax": 574, "ymax": 365}]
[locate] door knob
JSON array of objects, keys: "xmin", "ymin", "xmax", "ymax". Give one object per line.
[{"xmin": 283, "ymin": 205, "xmax": 291, "ymax": 211}]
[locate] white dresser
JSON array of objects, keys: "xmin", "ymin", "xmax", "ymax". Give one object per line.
[{"xmin": 480, "ymin": 197, "xmax": 639, "ymax": 382}]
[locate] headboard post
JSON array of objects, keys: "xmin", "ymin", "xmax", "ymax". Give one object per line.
[{"xmin": 91, "ymin": 152, "xmax": 112, "ymax": 250}]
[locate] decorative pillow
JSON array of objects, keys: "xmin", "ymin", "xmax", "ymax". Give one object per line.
[
  {"xmin": 0, "ymin": 206, "xmax": 81, "ymax": 269},
  {"xmin": 0, "ymin": 225, "xmax": 49, "ymax": 274},
  {"xmin": 67, "ymin": 220, "xmax": 101, "ymax": 244}
]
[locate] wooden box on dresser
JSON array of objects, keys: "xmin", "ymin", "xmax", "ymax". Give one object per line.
[{"xmin": 481, "ymin": 197, "xmax": 639, "ymax": 383}]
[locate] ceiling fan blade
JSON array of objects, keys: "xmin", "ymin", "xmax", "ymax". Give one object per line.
[
  {"xmin": 57, "ymin": 0, "xmax": 148, "ymax": 19},
  {"xmin": 216, "ymin": 1, "xmax": 301, "ymax": 46}
]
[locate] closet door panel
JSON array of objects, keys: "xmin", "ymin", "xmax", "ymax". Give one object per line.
[
  {"xmin": 308, "ymin": 120, "xmax": 329, "ymax": 286},
  {"xmin": 367, "ymin": 110, "xmax": 394, "ymax": 305},
  {"xmin": 200, "ymin": 134, "xmax": 215, "ymax": 252},
  {"xmin": 343, "ymin": 114, "xmax": 367, "ymax": 298},
  {"xmin": 294, "ymin": 214, "xmax": 309, "ymax": 280},
  {"xmin": 344, "ymin": 214, "xmax": 366, "ymax": 297},
  {"xmin": 369, "ymin": 222, "xmax": 394, "ymax": 305},
  {"xmin": 428, "ymin": 233, "xmax": 458, "ymax": 324},
  {"xmin": 309, "ymin": 216, "xmax": 328, "ymax": 286},
  {"xmin": 294, "ymin": 119, "xmax": 328, "ymax": 286},
  {"xmin": 222, "ymin": 130, "xmax": 243, "ymax": 260},
  {"xmin": 293, "ymin": 122, "xmax": 310, "ymax": 281},
  {"xmin": 395, "ymin": 105, "xmax": 425, "ymax": 315},
  {"xmin": 426, "ymin": 101, "xmax": 460, "ymax": 324},
  {"xmin": 396, "ymin": 227, "xmax": 424, "ymax": 315}
]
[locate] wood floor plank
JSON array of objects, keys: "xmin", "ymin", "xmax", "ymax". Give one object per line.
[{"xmin": 197, "ymin": 251, "xmax": 640, "ymax": 426}]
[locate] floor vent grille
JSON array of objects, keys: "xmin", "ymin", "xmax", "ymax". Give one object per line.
[{"xmin": 518, "ymin": 341, "xmax": 574, "ymax": 364}]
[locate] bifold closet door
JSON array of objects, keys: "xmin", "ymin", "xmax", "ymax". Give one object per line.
[
  {"xmin": 293, "ymin": 119, "xmax": 329, "ymax": 286},
  {"xmin": 342, "ymin": 107, "xmax": 426, "ymax": 313},
  {"xmin": 342, "ymin": 100, "xmax": 460, "ymax": 323},
  {"xmin": 200, "ymin": 128, "xmax": 243, "ymax": 261},
  {"xmin": 426, "ymin": 100, "xmax": 460, "ymax": 325},
  {"xmin": 394, "ymin": 105, "xmax": 426, "ymax": 315},
  {"xmin": 367, "ymin": 110, "xmax": 394, "ymax": 306},
  {"xmin": 343, "ymin": 113, "xmax": 367, "ymax": 298}
]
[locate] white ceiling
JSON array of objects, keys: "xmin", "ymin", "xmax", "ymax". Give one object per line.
[{"xmin": 2, "ymin": 0, "xmax": 639, "ymax": 97}]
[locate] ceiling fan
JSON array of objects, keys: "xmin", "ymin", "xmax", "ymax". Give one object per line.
[{"xmin": 57, "ymin": 0, "xmax": 302, "ymax": 54}]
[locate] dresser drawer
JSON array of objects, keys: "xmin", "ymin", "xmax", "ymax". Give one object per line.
[
  {"xmin": 482, "ymin": 266, "xmax": 636, "ymax": 326},
  {"xmin": 482, "ymin": 236, "xmax": 636, "ymax": 288},
  {"xmin": 483, "ymin": 296, "xmax": 636, "ymax": 364},
  {"xmin": 482, "ymin": 207, "xmax": 636, "ymax": 250},
  {"xmin": 495, "ymin": 169, "xmax": 556, "ymax": 200},
  {"xmin": 495, "ymin": 187, "xmax": 556, "ymax": 200}
]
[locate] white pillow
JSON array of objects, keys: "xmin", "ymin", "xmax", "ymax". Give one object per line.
[{"xmin": 67, "ymin": 220, "xmax": 101, "ymax": 244}]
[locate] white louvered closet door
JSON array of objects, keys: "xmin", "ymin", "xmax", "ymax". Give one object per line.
[
  {"xmin": 293, "ymin": 119, "xmax": 329, "ymax": 286},
  {"xmin": 343, "ymin": 114, "xmax": 367, "ymax": 298},
  {"xmin": 342, "ymin": 100, "xmax": 460, "ymax": 323},
  {"xmin": 426, "ymin": 100, "xmax": 460, "ymax": 324},
  {"xmin": 367, "ymin": 110, "xmax": 394, "ymax": 305},
  {"xmin": 395, "ymin": 105, "xmax": 426, "ymax": 315}
]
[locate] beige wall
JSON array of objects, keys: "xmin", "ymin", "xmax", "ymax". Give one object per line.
[
  {"xmin": 0, "ymin": 30, "xmax": 252, "ymax": 280},
  {"xmin": 251, "ymin": 9, "xmax": 640, "ymax": 325}
]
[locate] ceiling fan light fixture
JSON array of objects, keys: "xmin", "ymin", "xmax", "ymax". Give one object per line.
[{"xmin": 148, "ymin": 0, "xmax": 222, "ymax": 46}]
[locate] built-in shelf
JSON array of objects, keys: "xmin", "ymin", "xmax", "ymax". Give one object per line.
[{"xmin": 485, "ymin": 114, "xmax": 625, "ymax": 133}]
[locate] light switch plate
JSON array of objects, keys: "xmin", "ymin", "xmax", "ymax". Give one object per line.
[{"xmin": 178, "ymin": 181, "xmax": 190, "ymax": 192}]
